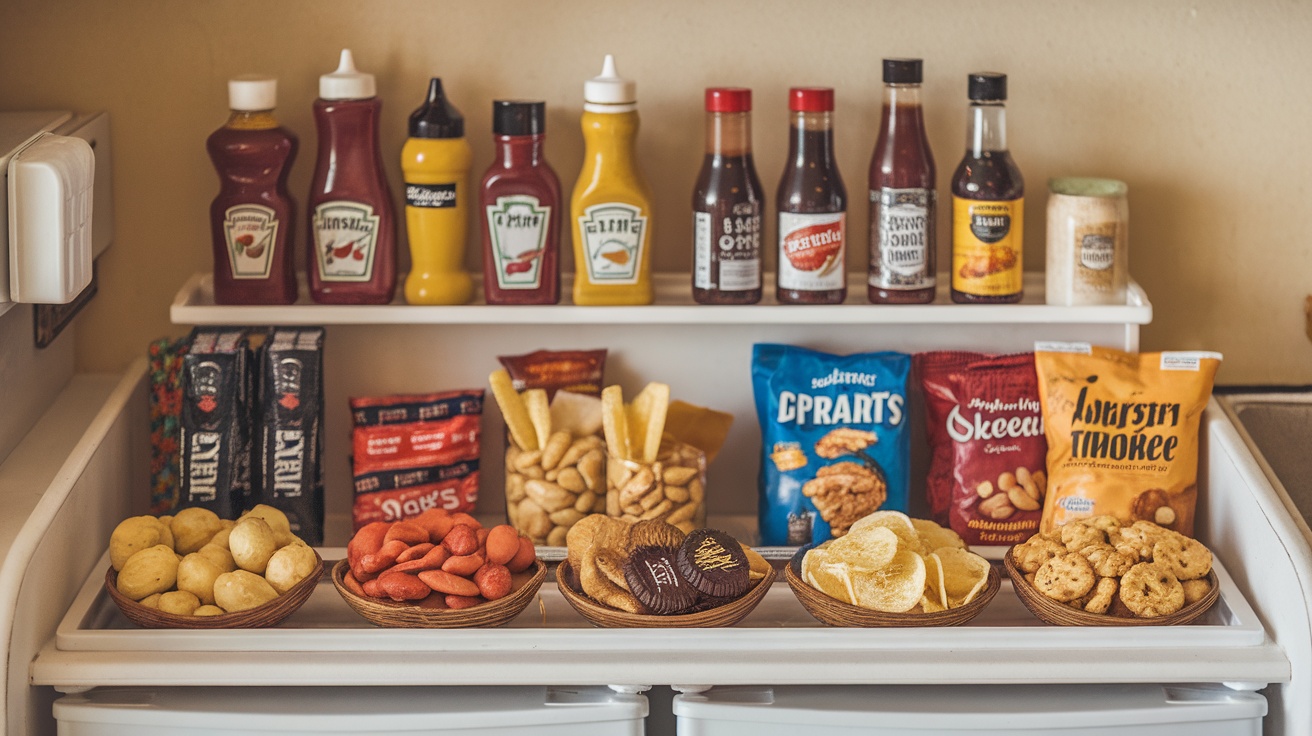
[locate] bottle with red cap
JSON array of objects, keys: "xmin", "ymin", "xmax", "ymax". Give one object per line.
[
  {"xmin": 692, "ymin": 87, "xmax": 763, "ymax": 304},
  {"xmin": 777, "ymin": 87, "xmax": 847, "ymax": 304}
]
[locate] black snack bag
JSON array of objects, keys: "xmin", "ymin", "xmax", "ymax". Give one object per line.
[
  {"xmin": 179, "ymin": 327, "xmax": 254, "ymax": 518},
  {"xmin": 259, "ymin": 328, "xmax": 325, "ymax": 544}
]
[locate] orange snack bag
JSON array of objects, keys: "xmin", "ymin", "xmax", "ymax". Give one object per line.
[{"xmin": 1034, "ymin": 343, "xmax": 1221, "ymax": 537}]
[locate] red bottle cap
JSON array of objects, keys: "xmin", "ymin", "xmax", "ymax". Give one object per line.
[
  {"xmin": 789, "ymin": 87, "xmax": 834, "ymax": 112},
  {"xmin": 705, "ymin": 87, "xmax": 752, "ymax": 112}
]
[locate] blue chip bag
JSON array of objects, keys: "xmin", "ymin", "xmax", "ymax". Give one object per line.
[{"xmin": 752, "ymin": 344, "xmax": 911, "ymax": 545}]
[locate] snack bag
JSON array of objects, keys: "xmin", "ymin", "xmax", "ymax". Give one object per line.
[
  {"xmin": 914, "ymin": 351, "xmax": 985, "ymax": 525},
  {"xmin": 498, "ymin": 349, "xmax": 607, "ymax": 399},
  {"xmin": 1035, "ymin": 343, "xmax": 1221, "ymax": 536},
  {"xmin": 753, "ymin": 344, "xmax": 911, "ymax": 545},
  {"xmin": 947, "ymin": 354, "xmax": 1047, "ymax": 549}
]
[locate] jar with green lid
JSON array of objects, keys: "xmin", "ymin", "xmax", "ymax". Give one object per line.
[{"xmin": 1045, "ymin": 177, "xmax": 1128, "ymax": 306}]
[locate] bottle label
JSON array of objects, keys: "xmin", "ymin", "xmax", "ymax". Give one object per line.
[
  {"xmin": 870, "ymin": 187, "xmax": 935, "ymax": 290},
  {"xmin": 778, "ymin": 211, "xmax": 845, "ymax": 291},
  {"xmin": 486, "ymin": 195, "xmax": 550, "ymax": 290},
  {"xmin": 406, "ymin": 182, "xmax": 458, "ymax": 209},
  {"xmin": 578, "ymin": 203, "xmax": 648, "ymax": 285},
  {"xmin": 313, "ymin": 201, "xmax": 381, "ymax": 282},
  {"xmin": 951, "ymin": 197, "xmax": 1023, "ymax": 296},
  {"xmin": 694, "ymin": 204, "xmax": 762, "ymax": 292},
  {"xmin": 222, "ymin": 204, "xmax": 279, "ymax": 280}
]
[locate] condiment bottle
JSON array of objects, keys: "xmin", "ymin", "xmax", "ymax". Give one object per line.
[
  {"xmin": 692, "ymin": 87, "xmax": 763, "ymax": 305},
  {"xmin": 207, "ymin": 75, "xmax": 297, "ymax": 304},
  {"xmin": 570, "ymin": 55, "xmax": 655, "ymax": 306},
  {"xmin": 307, "ymin": 49, "xmax": 396, "ymax": 305},
  {"xmin": 208, "ymin": 76, "xmax": 299, "ymax": 305},
  {"xmin": 951, "ymin": 72, "xmax": 1024, "ymax": 304},
  {"xmin": 480, "ymin": 100, "xmax": 561, "ymax": 305},
  {"xmin": 1045, "ymin": 177, "xmax": 1128, "ymax": 306},
  {"xmin": 777, "ymin": 87, "xmax": 846, "ymax": 304},
  {"xmin": 401, "ymin": 78, "xmax": 474, "ymax": 305},
  {"xmin": 868, "ymin": 59, "xmax": 936, "ymax": 304}
]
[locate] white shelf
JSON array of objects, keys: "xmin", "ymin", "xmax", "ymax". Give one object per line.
[
  {"xmin": 30, "ymin": 549, "xmax": 1287, "ymax": 692},
  {"xmin": 170, "ymin": 272, "xmax": 1152, "ymax": 326}
]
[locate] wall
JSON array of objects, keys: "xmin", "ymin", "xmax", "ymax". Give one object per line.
[{"xmin": 0, "ymin": 0, "xmax": 1308, "ymax": 383}]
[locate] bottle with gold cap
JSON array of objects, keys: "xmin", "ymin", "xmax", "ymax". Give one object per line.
[{"xmin": 569, "ymin": 55, "xmax": 655, "ymax": 306}]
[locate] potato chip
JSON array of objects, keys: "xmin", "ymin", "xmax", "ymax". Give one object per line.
[
  {"xmin": 627, "ymin": 382, "xmax": 670, "ymax": 463},
  {"xmin": 489, "ymin": 369, "xmax": 538, "ymax": 451},
  {"xmin": 935, "ymin": 547, "xmax": 991, "ymax": 608},
  {"xmin": 920, "ymin": 594, "xmax": 947, "ymax": 613},
  {"xmin": 600, "ymin": 385, "xmax": 630, "ymax": 460},
  {"xmin": 923, "ymin": 552, "xmax": 948, "ymax": 610},
  {"xmin": 523, "ymin": 388, "xmax": 551, "ymax": 450},
  {"xmin": 910, "ymin": 518, "xmax": 966, "ymax": 555},
  {"xmin": 847, "ymin": 510, "xmax": 918, "ymax": 550},
  {"xmin": 826, "ymin": 525, "xmax": 899, "ymax": 571},
  {"xmin": 848, "ymin": 549, "xmax": 926, "ymax": 613},
  {"xmin": 804, "ymin": 558, "xmax": 855, "ymax": 605}
]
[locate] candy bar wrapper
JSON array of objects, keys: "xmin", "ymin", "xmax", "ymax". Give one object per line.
[
  {"xmin": 258, "ymin": 328, "xmax": 325, "ymax": 545},
  {"xmin": 179, "ymin": 327, "xmax": 256, "ymax": 519},
  {"xmin": 149, "ymin": 337, "xmax": 189, "ymax": 514}
]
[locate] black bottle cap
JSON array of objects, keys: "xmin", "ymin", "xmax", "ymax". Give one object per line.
[
  {"xmin": 968, "ymin": 72, "xmax": 1007, "ymax": 102},
  {"xmin": 883, "ymin": 59, "xmax": 922, "ymax": 84},
  {"xmin": 408, "ymin": 77, "xmax": 464, "ymax": 138},
  {"xmin": 492, "ymin": 100, "xmax": 546, "ymax": 137}
]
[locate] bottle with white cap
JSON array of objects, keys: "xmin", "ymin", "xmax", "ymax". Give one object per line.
[
  {"xmin": 307, "ymin": 49, "xmax": 396, "ymax": 304},
  {"xmin": 207, "ymin": 75, "xmax": 299, "ymax": 304},
  {"xmin": 569, "ymin": 54, "xmax": 655, "ymax": 305}
]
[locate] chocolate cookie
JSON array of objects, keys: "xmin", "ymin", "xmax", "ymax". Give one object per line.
[
  {"xmin": 677, "ymin": 529, "xmax": 750, "ymax": 599},
  {"xmin": 623, "ymin": 545, "xmax": 698, "ymax": 614}
]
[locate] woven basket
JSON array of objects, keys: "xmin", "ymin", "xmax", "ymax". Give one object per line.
[
  {"xmin": 333, "ymin": 558, "xmax": 547, "ymax": 628},
  {"xmin": 785, "ymin": 548, "xmax": 1000, "ymax": 627},
  {"xmin": 1004, "ymin": 550, "xmax": 1220, "ymax": 626},
  {"xmin": 555, "ymin": 560, "xmax": 775, "ymax": 628},
  {"xmin": 104, "ymin": 550, "xmax": 323, "ymax": 629}
]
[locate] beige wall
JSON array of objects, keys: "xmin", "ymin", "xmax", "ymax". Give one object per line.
[{"xmin": 1, "ymin": 0, "xmax": 1308, "ymax": 383}]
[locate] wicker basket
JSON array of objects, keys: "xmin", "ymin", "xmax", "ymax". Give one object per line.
[
  {"xmin": 1004, "ymin": 550, "xmax": 1221, "ymax": 626},
  {"xmin": 556, "ymin": 561, "xmax": 776, "ymax": 628},
  {"xmin": 332, "ymin": 558, "xmax": 547, "ymax": 628},
  {"xmin": 104, "ymin": 550, "xmax": 323, "ymax": 629},
  {"xmin": 785, "ymin": 548, "xmax": 1000, "ymax": 627}
]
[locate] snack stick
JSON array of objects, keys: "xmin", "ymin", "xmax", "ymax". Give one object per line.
[
  {"xmin": 601, "ymin": 385, "xmax": 630, "ymax": 461},
  {"xmin": 523, "ymin": 388, "xmax": 552, "ymax": 449},
  {"xmin": 489, "ymin": 369, "xmax": 539, "ymax": 451},
  {"xmin": 626, "ymin": 390, "xmax": 652, "ymax": 465},
  {"xmin": 634, "ymin": 382, "xmax": 670, "ymax": 463}
]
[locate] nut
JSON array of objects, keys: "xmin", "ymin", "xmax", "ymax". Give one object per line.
[
  {"xmin": 505, "ymin": 434, "xmax": 605, "ymax": 545},
  {"xmin": 976, "ymin": 480, "xmax": 995, "ymax": 499},
  {"xmin": 979, "ymin": 492, "xmax": 1012, "ymax": 516},
  {"xmin": 989, "ymin": 503, "xmax": 1016, "ymax": 520},
  {"xmin": 1008, "ymin": 487, "xmax": 1041, "ymax": 512},
  {"xmin": 997, "ymin": 471, "xmax": 1017, "ymax": 491},
  {"xmin": 1155, "ymin": 506, "xmax": 1177, "ymax": 526},
  {"xmin": 607, "ymin": 446, "xmax": 705, "ymax": 527},
  {"xmin": 1015, "ymin": 467, "xmax": 1032, "ymax": 486}
]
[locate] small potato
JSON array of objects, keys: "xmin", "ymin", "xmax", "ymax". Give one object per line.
[
  {"xmin": 193, "ymin": 605, "xmax": 225, "ymax": 616},
  {"xmin": 213, "ymin": 570, "xmax": 279, "ymax": 612},
  {"xmin": 229, "ymin": 517, "xmax": 278, "ymax": 574},
  {"xmin": 158, "ymin": 590, "xmax": 201, "ymax": 616},
  {"xmin": 209, "ymin": 526, "xmax": 233, "ymax": 550},
  {"xmin": 109, "ymin": 516, "xmax": 169, "ymax": 571},
  {"xmin": 241, "ymin": 504, "xmax": 292, "ymax": 538},
  {"xmin": 197, "ymin": 543, "xmax": 237, "ymax": 572},
  {"xmin": 265, "ymin": 544, "xmax": 318, "ymax": 594},
  {"xmin": 177, "ymin": 553, "xmax": 225, "ymax": 605},
  {"xmin": 171, "ymin": 507, "xmax": 223, "ymax": 554},
  {"xmin": 117, "ymin": 545, "xmax": 179, "ymax": 600},
  {"xmin": 138, "ymin": 593, "xmax": 162, "ymax": 609}
]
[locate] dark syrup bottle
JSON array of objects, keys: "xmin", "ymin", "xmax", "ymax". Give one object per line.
[
  {"xmin": 777, "ymin": 87, "xmax": 846, "ymax": 304},
  {"xmin": 692, "ymin": 87, "xmax": 763, "ymax": 304}
]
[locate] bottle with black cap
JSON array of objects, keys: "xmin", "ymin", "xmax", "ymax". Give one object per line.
[
  {"xmin": 868, "ymin": 58, "xmax": 937, "ymax": 304},
  {"xmin": 950, "ymin": 71, "xmax": 1024, "ymax": 304},
  {"xmin": 479, "ymin": 100, "xmax": 562, "ymax": 305},
  {"xmin": 401, "ymin": 77, "xmax": 474, "ymax": 305}
]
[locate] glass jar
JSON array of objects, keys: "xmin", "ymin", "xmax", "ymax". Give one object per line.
[
  {"xmin": 1045, "ymin": 177, "xmax": 1129, "ymax": 306},
  {"xmin": 504, "ymin": 433, "xmax": 606, "ymax": 546}
]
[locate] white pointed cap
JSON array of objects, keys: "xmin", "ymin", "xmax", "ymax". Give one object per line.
[
  {"xmin": 229, "ymin": 75, "xmax": 277, "ymax": 111},
  {"xmin": 583, "ymin": 54, "xmax": 636, "ymax": 105},
  {"xmin": 319, "ymin": 49, "xmax": 376, "ymax": 100}
]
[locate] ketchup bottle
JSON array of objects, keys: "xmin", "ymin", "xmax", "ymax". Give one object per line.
[
  {"xmin": 868, "ymin": 59, "xmax": 937, "ymax": 304},
  {"xmin": 207, "ymin": 76, "xmax": 298, "ymax": 305},
  {"xmin": 692, "ymin": 87, "xmax": 763, "ymax": 304},
  {"xmin": 480, "ymin": 100, "xmax": 561, "ymax": 304},
  {"xmin": 777, "ymin": 87, "xmax": 846, "ymax": 304},
  {"xmin": 307, "ymin": 50, "xmax": 397, "ymax": 305}
]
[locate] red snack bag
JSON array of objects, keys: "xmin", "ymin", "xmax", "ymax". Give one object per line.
[
  {"xmin": 947, "ymin": 354, "xmax": 1047, "ymax": 549},
  {"xmin": 914, "ymin": 351, "xmax": 985, "ymax": 525},
  {"xmin": 497, "ymin": 349, "xmax": 607, "ymax": 399}
]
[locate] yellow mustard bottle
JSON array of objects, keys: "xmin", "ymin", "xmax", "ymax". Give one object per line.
[
  {"xmin": 401, "ymin": 78, "xmax": 474, "ymax": 305},
  {"xmin": 570, "ymin": 55, "xmax": 655, "ymax": 305}
]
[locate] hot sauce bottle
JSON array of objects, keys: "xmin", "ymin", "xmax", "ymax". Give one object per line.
[
  {"xmin": 777, "ymin": 87, "xmax": 846, "ymax": 305},
  {"xmin": 868, "ymin": 59, "xmax": 936, "ymax": 305},
  {"xmin": 307, "ymin": 49, "xmax": 397, "ymax": 305},
  {"xmin": 480, "ymin": 100, "xmax": 561, "ymax": 305},
  {"xmin": 692, "ymin": 87, "xmax": 763, "ymax": 304},
  {"xmin": 951, "ymin": 72, "xmax": 1024, "ymax": 304},
  {"xmin": 207, "ymin": 76, "xmax": 298, "ymax": 305}
]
